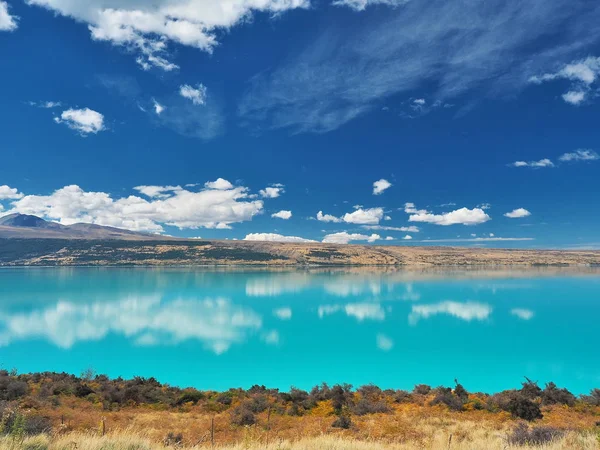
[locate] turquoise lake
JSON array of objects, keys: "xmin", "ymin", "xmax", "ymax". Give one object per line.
[{"xmin": 0, "ymin": 267, "xmax": 599, "ymax": 395}]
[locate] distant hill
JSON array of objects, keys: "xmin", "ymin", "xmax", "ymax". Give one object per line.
[{"xmin": 0, "ymin": 213, "xmax": 159, "ymax": 240}]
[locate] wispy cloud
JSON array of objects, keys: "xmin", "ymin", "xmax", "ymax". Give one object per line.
[
  {"xmin": 239, "ymin": 0, "xmax": 600, "ymax": 133},
  {"xmin": 559, "ymin": 149, "xmax": 599, "ymax": 162},
  {"xmin": 322, "ymin": 232, "xmax": 382, "ymax": 244},
  {"xmin": 510, "ymin": 159, "xmax": 555, "ymax": 168},
  {"xmin": 529, "ymin": 56, "xmax": 600, "ymax": 105}
]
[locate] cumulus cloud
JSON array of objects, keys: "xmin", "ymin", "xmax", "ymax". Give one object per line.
[
  {"xmin": 259, "ymin": 184, "xmax": 285, "ymax": 198},
  {"xmin": 511, "ymin": 308, "xmax": 534, "ymax": 320},
  {"xmin": 0, "ymin": 295, "xmax": 262, "ymax": 354},
  {"xmin": 372, "ymin": 179, "xmax": 392, "ymax": 195},
  {"xmin": 511, "ymin": 158, "xmax": 554, "ymax": 168},
  {"xmin": 402, "ymin": 235, "xmax": 412, "ymax": 240},
  {"xmin": 529, "ymin": 56, "xmax": 600, "ymax": 105},
  {"xmin": 0, "ymin": 1, "xmax": 18, "ymax": 31},
  {"xmin": 180, "ymin": 83, "xmax": 207, "ymax": 105},
  {"xmin": 273, "ymin": 307, "xmax": 292, "ymax": 320},
  {"xmin": 239, "ymin": 0, "xmax": 600, "ymax": 133},
  {"xmin": 27, "ymin": 0, "xmax": 309, "ymax": 70},
  {"xmin": 316, "ymin": 211, "xmax": 342, "ymax": 223},
  {"xmin": 204, "ymin": 178, "xmax": 234, "ymax": 190},
  {"xmin": 243, "ymin": 233, "xmax": 315, "ymax": 243},
  {"xmin": 0, "ymin": 185, "xmax": 23, "ymax": 200},
  {"xmin": 376, "ymin": 333, "xmax": 394, "ymax": 351},
  {"xmin": 504, "ymin": 208, "xmax": 531, "ymax": 219},
  {"xmin": 407, "ymin": 204, "xmax": 490, "ymax": 226},
  {"xmin": 409, "ymin": 301, "xmax": 492, "ymax": 325},
  {"xmin": 271, "ymin": 210, "xmax": 292, "ymax": 219},
  {"xmin": 559, "ymin": 149, "xmax": 599, "ymax": 162},
  {"xmin": 8, "ymin": 181, "xmax": 264, "ymax": 232},
  {"xmin": 343, "ymin": 207, "xmax": 385, "ymax": 225},
  {"xmin": 322, "ymin": 232, "xmax": 381, "ymax": 244},
  {"xmin": 54, "ymin": 108, "xmax": 105, "ymax": 135}
]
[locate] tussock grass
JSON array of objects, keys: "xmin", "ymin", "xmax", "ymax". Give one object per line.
[{"xmin": 1, "ymin": 428, "xmax": 598, "ymax": 450}]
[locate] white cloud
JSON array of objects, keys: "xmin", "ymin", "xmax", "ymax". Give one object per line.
[
  {"xmin": 54, "ymin": 108, "xmax": 105, "ymax": 135},
  {"xmin": 316, "ymin": 211, "xmax": 342, "ymax": 223},
  {"xmin": 402, "ymin": 235, "xmax": 412, "ymax": 240},
  {"xmin": 204, "ymin": 178, "xmax": 234, "ymax": 190},
  {"xmin": 407, "ymin": 205, "xmax": 490, "ymax": 226},
  {"xmin": 0, "ymin": 295, "xmax": 262, "ymax": 354},
  {"xmin": 530, "ymin": 56, "xmax": 600, "ymax": 105},
  {"xmin": 259, "ymin": 184, "xmax": 285, "ymax": 198},
  {"xmin": 27, "ymin": 0, "xmax": 309, "ymax": 70},
  {"xmin": 511, "ymin": 158, "xmax": 554, "ymax": 168},
  {"xmin": 29, "ymin": 101, "xmax": 62, "ymax": 108},
  {"xmin": 559, "ymin": 149, "xmax": 599, "ymax": 162},
  {"xmin": 0, "ymin": 185, "xmax": 23, "ymax": 200},
  {"xmin": 180, "ymin": 84, "xmax": 207, "ymax": 105},
  {"xmin": 153, "ymin": 99, "xmax": 165, "ymax": 115},
  {"xmin": 333, "ymin": 0, "xmax": 408, "ymax": 11},
  {"xmin": 511, "ymin": 308, "xmax": 534, "ymax": 320},
  {"xmin": 363, "ymin": 225, "xmax": 420, "ymax": 232},
  {"xmin": 343, "ymin": 207, "xmax": 384, "ymax": 225},
  {"xmin": 376, "ymin": 333, "xmax": 394, "ymax": 351},
  {"xmin": 504, "ymin": 208, "xmax": 531, "ymax": 219},
  {"xmin": 373, "ymin": 179, "xmax": 392, "ymax": 195},
  {"xmin": 243, "ymin": 233, "xmax": 315, "ymax": 243},
  {"xmin": 562, "ymin": 91, "xmax": 586, "ymax": 105},
  {"xmin": 239, "ymin": 0, "xmax": 600, "ymax": 133},
  {"xmin": 0, "ymin": 1, "xmax": 18, "ymax": 31},
  {"xmin": 9, "ymin": 181, "xmax": 264, "ymax": 232},
  {"xmin": 273, "ymin": 307, "xmax": 292, "ymax": 320},
  {"xmin": 322, "ymin": 232, "xmax": 381, "ymax": 244},
  {"xmin": 271, "ymin": 210, "xmax": 292, "ymax": 219},
  {"xmin": 409, "ymin": 301, "xmax": 492, "ymax": 325}
]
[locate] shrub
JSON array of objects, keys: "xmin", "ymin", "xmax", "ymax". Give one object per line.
[
  {"xmin": 430, "ymin": 387, "xmax": 464, "ymax": 412},
  {"xmin": 413, "ymin": 384, "xmax": 431, "ymax": 395},
  {"xmin": 352, "ymin": 398, "xmax": 390, "ymax": 415},
  {"xmin": 581, "ymin": 389, "xmax": 600, "ymax": 406},
  {"xmin": 541, "ymin": 382, "xmax": 575, "ymax": 406},
  {"xmin": 230, "ymin": 403, "xmax": 257, "ymax": 426},
  {"xmin": 393, "ymin": 390, "xmax": 411, "ymax": 403},
  {"xmin": 174, "ymin": 389, "xmax": 204, "ymax": 406},
  {"xmin": 507, "ymin": 423, "xmax": 563, "ymax": 446},
  {"xmin": 454, "ymin": 382, "xmax": 468, "ymax": 402},
  {"xmin": 520, "ymin": 378, "xmax": 542, "ymax": 400},
  {"xmin": 505, "ymin": 395, "xmax": 543, "ymax": 421},
  {"xmin": 331, "ymin": 414, "xmax": 352, "ymax": 429}
]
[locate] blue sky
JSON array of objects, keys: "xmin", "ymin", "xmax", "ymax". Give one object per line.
[{"xmin": 0, "ymin": 0, "xmax": 599, "ymax": 247}]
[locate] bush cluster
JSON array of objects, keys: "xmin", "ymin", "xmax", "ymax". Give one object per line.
[{"xmin": 1, "ymin": 370, "xmax": 597, "ymax": 434}]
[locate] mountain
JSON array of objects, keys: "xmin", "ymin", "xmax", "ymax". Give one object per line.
[{"xmin": 0, "ymin": 214, "xmax": 159, "ymax": 240}]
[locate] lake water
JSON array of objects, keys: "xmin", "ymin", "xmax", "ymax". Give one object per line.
[{"xmin": 0, "ymin": 267, "xmax": 599, "ymax": 395}]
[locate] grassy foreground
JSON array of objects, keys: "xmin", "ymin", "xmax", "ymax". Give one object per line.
[
  {"xmin": 2, "ymin": 371, "xmax": 600, "ymax": 448},
  {"xmin": 1, "ymin": 429, "xmax": 599, "ymax": 450}
]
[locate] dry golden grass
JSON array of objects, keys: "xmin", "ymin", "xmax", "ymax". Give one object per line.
[{"xmin": 1, "ymin": 428, "xmax": 599, "ymax": 450}]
